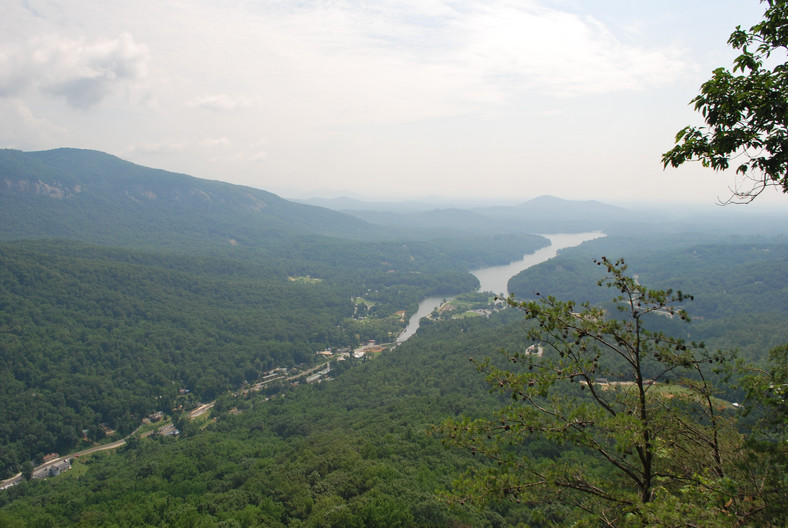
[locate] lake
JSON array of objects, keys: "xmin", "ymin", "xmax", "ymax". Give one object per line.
[
  {"xmin": 470, "ymin": 232, "xmax": 605, "ymax": 296},
  {"xmin": 396, "ymin": 232, "xmax": 604, "ymax": 344}
]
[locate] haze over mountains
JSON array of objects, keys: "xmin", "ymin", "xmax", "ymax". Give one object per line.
[
  {"xmin": 1, "ymin": 148, "xmax": 624, "ymax": 243},
  {"xmin": 299, "ymin": 183, "xmax": 788, "ymax": 238},
  {"xmin": 5, "ymin": 148, "xmax": 786, "ymax": 248},
  {"xmin": 317, "ymin": 196, "xmax": 630, "ymax": 236}
]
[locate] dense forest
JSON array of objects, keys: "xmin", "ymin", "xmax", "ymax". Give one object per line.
[
  {"xmin": 0, "ymin": 147, "xmax": 550, "ymax": 477},
  {"xmin": 0, "ymin": 314, "xmax": 520, "ymax": 527},
  {"xmin": 509, "ymin": 235, "xmax": 788, "ymax": 361},
  {"xmin": 1, "ymin": 233, "xmax": 786, "ymax": 526},
  {"xmin": 6, "ymin": 0, "xmax": 788, "ymax": 522},
  {"xmin": 0, "ymin": 231, "xmax": 548, "ymax": 478},
  {"xmin": 1, "ymin": 148, "xmax": 786, "ymax": 526}
]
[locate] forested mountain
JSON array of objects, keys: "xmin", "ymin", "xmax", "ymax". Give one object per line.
[
  {"xmin": 1, "ymin": 148, "xmax": 786, "ymax": 526},
  {"xmin": 0, "ymin": 233, "xmax": 552, "ymax": 478},
  {"xmin": 508, "ymin": 235, "xmax": 788, "ymax": 361},
  {"xmin": 0, "ymin": 236, "xmax": 785, "ymax": 526},
  {"xmin": 0, "ymin": 149, "xmax": 554, "ymax": 477},
  {"xmin": 0, "ymin": 148, "xmax": 378, "ymax": 247},
  {"xmin": 0, "ymin": 240, "xmax": 351, "ymax": 474}
]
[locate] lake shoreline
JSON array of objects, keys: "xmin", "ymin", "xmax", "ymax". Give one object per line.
[{"xmin": 397, "ymin": 232, "xmax": 605, "ymax": 344}]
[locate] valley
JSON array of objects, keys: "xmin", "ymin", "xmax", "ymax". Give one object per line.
[
  {"xmin": 4, "ymin": 2, "xmax": 788, "ymax": 525},
  {"xmin": 0, "ymin": 231, "xmax": 601, "ymax": 492},
  {"xmin": 0, "ymin": 149, "xmax": 786, "ymax": 526}
]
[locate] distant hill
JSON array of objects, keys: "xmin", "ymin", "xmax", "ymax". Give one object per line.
[
  {"xmin": 336, "ymin": 207, "xmax": 512, "ymax": 235},
  {"xmin": 331, "ymin": 194, "xmax": 633, "ymax": 235},
  {"xmin": 0, "ymin": 148, "xmax": 375, "ymax": 249},
  {"xmin": 471, "ymin": 195, "xmax": 632, "ymax": 233},
  {"xmin": 475, "ymin": 194, "xmax": 628, "ymax": 218},
  {"xmin": 315, "ymin": 193, "xmax": 788, "ymax": 237}
]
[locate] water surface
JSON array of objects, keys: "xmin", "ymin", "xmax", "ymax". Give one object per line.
[{"xmin": 396, "ymin": 231, "xmax": 604, "ymax": 344}]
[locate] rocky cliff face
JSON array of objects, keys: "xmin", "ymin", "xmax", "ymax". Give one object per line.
[{"xmin": 1, "ymin": 177, "xmax": 82, "ymax": 199}]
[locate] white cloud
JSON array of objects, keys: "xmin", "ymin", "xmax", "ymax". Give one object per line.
[
  {"xmin": 199, "ymin": 137, "xmax": 232, "ymax": 148},
  {"xmin": 247, "ymin": 150, "xmax": 268, "ymax": 162},
  {"xmin": 241, "ymin": 1, "xmax": 691, "ymax": 97},
  {"xmin": 0, "ymin": 33, "xmax": 149, "ymax": 109},
  {"xmin": 0, "ymin": 99, "xmax": 67, "ymax": 147},
  {"xmin": 125, "ymin": 136, "xmax": 265, "ymax": 164},
  {"xmin": 168, "ymin": 0, "xmax": 691, "ymax": 130},
  {"xmin": 124, "ymin": 139, "xmax": 190, "ymax": 155},
  {"xmin": 450, "ymin": 3, "xmax": 689, "ymax": 98},
  {"xmin": 205, "ymin": 139, "xmax": 268, "ymax": 163},
  {"xmin": 187, "ymin": 94, "xmax": 251, "ymax": 112}
]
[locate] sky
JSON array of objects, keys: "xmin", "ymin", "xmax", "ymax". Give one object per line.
[{"xmin": 0, "ymin": 0, "xmax": 784, "ymax": 207}]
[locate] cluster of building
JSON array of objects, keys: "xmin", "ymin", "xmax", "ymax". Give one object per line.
[
  {"xmin": 352, "ymin": 341, "xmax": 386, "ymax": 358},
  {"xmin": 0, "ymin": 455, "xmax": 72, "ymax": 491},
  {"xmin": 316, "ymin": 347, "xmax": 351, "ymax": 358},
  {"xmin": 32, "ymin": 457, "xmax": 72, "ymax": 480},
  {"xmin": 306, "ymin": 364, "xmax": 332, "ymax": 384}
]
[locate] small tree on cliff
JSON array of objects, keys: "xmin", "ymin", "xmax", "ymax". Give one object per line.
[
  {"xmin": 663, "ymin": 0, "xmax": 788, "ymax": 204},
  {"xmin": 438, "ymin": 257, "xmax": 773, "ymax": 527}
]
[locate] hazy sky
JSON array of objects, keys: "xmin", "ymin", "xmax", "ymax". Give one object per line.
[{"xmin": 1, "ymin": 0, "xmax": 783, "ymax": 206}]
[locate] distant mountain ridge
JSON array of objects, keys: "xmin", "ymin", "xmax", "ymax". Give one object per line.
[
  {"xmin": 317, "ymin": 194, "xmax": 632, "ymax": 235},
  {"xmin": 6, "ymin": 148, "xmax": 783, "ymax": 247},
  {"xmin": 471, "ymin": 195, "xmax": 631, "ymax": 233},
  {"xmin": 0, "ymin": 148, "xmax": 374, "ymax": 248},
  {"xmin": 301, "ymin": 193, "xmax": 788, "ymax": 237}
]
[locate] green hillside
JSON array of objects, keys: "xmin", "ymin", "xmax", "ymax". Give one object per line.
[
  {"xmin": 0, "ymin": 237, "xmax": 493, "ymax": 478},
  {"xmin": 0, "ymin": 314, "xmax": 521, "ymax": 527},
  {"xmin": 0, "ymin": 148, "xmax": 376, "ymax": 247},
  {"xmin": 508, "ymin": 236, "xmax": 788, "ymax": 360},
  {"xmin": 0, "ymin": 149, "xmax": 785, "ymax": 526},
  {"xmin": 0, "ymin": 240, "xmax": 785, "ymax": 525},
  {"xmin": 0, "ymin": 150, "xmax": 554, "ymax": 478}
]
